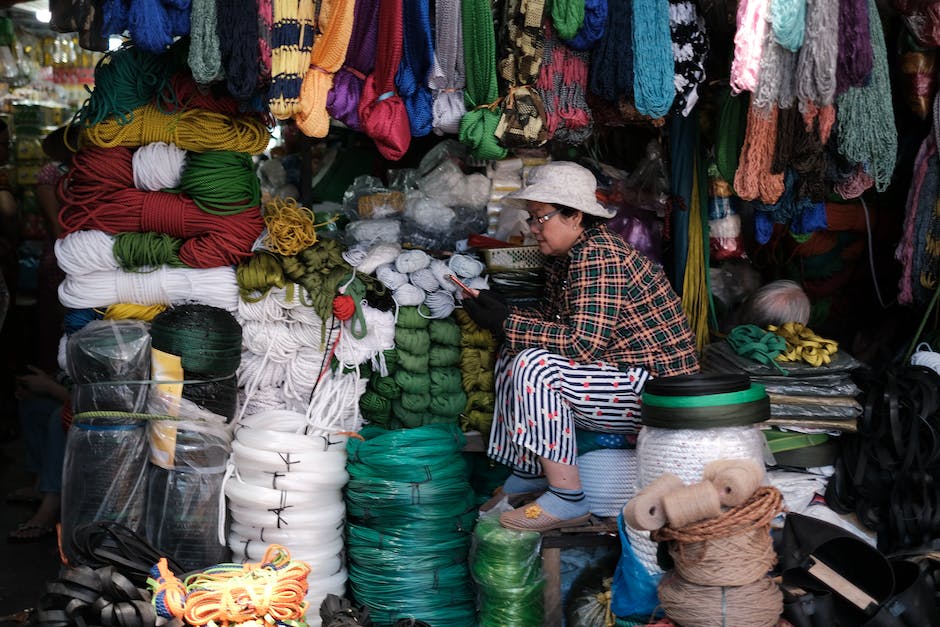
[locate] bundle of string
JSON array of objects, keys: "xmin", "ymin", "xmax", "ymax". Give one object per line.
[
  {"xmin": 429, "ymin": 0, "xmax": 465, "ymax": 135},
  {"xmin": 295, "ymin": 0, "xmax": 356, "ymax": 138},
  {"xmin": 157, "ymin": 73, "xmax": 270, "ymax": 121},
  {"xmin": 58, "ymin": 146, "xmax": 264, "ymax": 268},
  {"xmin": 729, "ymin": 0, "xmax": 769, "ymax": 94},
  {"xmin": 263, "ymin": 197, "xmax": 319, "ymax": 255},
  {"xmin": 396, "ymin": 0, "xmax": 434, "ymax": 137},
  {"xmin": 471, "ymin": 515, "xmax": 543, "ymax": 626},
  {"xmin": 458, "ymin": 0, "xmax": 507, "ymax": 160},
  {"xmin": 280, "ymin": 238, "xmax": 353, "ymax": 339},
  {"xmin": 795, "ymin": 0, "xmax": 837, "ymax": 135},
  {"xmin": 538, "ymin": 23, "xmax": 592, "ymax": 144},
  {"xmin": 564, "ymin": 0, "xmax": 606, "ymax": 50},
  {"xmin": 267, "ymin": 0, "xmax": 316, "ymax": 119},
  {"xmin": 149, "ymin": 544, "xmax": 310, "ymax": 624},
  {"xmin": 770, "ymin": 0, "xmax": 806, "ymax": 51},
  {"xmin": 752, "ymin": 26, "xmax": 797, "ymax": 112},
  {"xmin": 188, "ymin": 0, "xmax": 223, "ymax": 84},
  {"xmin": 257, "ymin": 0, "xmax": 274, "ymax": 88},
  {"xmin": 733, "ymin": 100, "xmax": 784, "ymax": 203},
  {"xmin": 132, "ymin": 141, "xmax": 186, "ymax": 190},
  {"xmin": 836, "ymin": 0, "xmax": 897, "ymax": 192},
  {"xmin": 768, "ymin": 321, "xmax": 838, "ymax": 366},
  {"xmin": 453, "ymin": 309, "xmax": 497, "ymax": 432},
  {"xmin": 326, "ymin": 0, "xmax": 379, "ymax": 130},
  {"xmin": 836, "ymin": 0, "xmax": 873, "ymax": 95},
  {"xmin": 215, "ymin": 0, "xmax": 261, "ymax": 101},
  {"xmin": 58, "ymin": 266, "xmax": 240, "ymax": 311},
  {"xmin": 173, "ymin": 151, "xmax": 261, "ymax": 215},
  {"xmin": 632, "ymin": 0, "xmax": 674, "ymax": 118},
  {"xmin": 237, "ymin": 252, "xmax": 287, "ymax": 302},
  {"xmin": 589, "ymin": 0, "xmax": 632, "ymax": 101},
  {"xmin": 726, "ymin": 324, "xmax": 788, "ymax": 373},
  {"xmin": 910, "ymin": 342, "xmax": 940, "ymax": 375},
  {"xmin": 680, "ymin": 150, "xmax": 710, "ymax": 351},
  {"xmin": 652, "ymin": 487, "xmax": 784, "ymax": 626},
  {"xmin": 114, "ymin": 232, "xmax": 187, "ymax": 269},
  {"xmin": 81, "ymin": 104, "xmax": 271, "ymax": 154},
  {"xmin": 109, "ymin": 0, "xmax": 191, "ymax": 54},
  {"xmin": 357, "ymin": 0, "xmax": 411, "ymax": 160},
  {"xmin": 104, "ymin": 303, "xmax": 167, "ymax": 321}
]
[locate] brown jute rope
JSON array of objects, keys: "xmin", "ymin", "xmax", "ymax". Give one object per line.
[{"xmin": 658, "ymin": 574, "xmax": 783, "ymax": 627}]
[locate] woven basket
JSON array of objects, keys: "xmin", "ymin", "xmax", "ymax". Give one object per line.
[{"xmin": 481, "ymin": 246, "xmax": 545, "ymax": 271}]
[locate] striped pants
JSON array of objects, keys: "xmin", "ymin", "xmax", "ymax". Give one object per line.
[{"xmin": 487, "ymin": 347, "xmax": 650, "ymax": 475}]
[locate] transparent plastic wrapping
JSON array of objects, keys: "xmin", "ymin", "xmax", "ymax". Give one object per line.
[
  {"xmin": 66, "ymin": 320, "xmax": 151, "ymax": 413},
  {"xmin": 146, "ymin": 391, "xmax": 233, "ymax": 571},
  {"xmin": 636, "ymin": 425, "xmax": 767, "ymax": 486},
  {"xmin": 60, "ymin": 418, "xmax": 149, "ymax": 565}
]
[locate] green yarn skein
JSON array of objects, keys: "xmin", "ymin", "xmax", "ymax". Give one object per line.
[
  {"xmin": 395, "ymin": 327, "xmax": 431, "ymax": 355},
  {"xmin": 429, "ymin": 318, "xmax": 462, "ymax": 346},
  {"xmin": 430, "ymin": 345, "xmax": 462, "ymax": 368},
  {"xmin": 394, "ymin": 370, "xmax": 432, "ymax": 394}
]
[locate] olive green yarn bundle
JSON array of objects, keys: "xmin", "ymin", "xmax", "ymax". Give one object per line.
[{"xmin": 453, "ymin": 309, "xmax": 498, "ymax": 433}]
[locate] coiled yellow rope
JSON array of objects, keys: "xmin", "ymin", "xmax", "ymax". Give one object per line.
[
  {"xmin": 263, "ymin": 197, "xmax": 319, "ymax": 256},
  {"xmin": 769, "ymin": 321, "xmax": 838, "ymax": 366},
  {"xmin": 81, "ymin": 104, "xmax": 271, "ymax": 154},
  {"xmin": 103, "ymin": 303, "xmax": 167, "ymax": 321}
]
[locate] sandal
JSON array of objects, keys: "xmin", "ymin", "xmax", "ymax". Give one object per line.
[
  {"xmin": 7, "ymin": 522, "xmax": 56, "ymax": 544},
  {"xmin": 499, "ymin": 503, "xmax": 592, "ymax": 532},
  {"xmin": 479, "ymin": 486, "xmax": 545, "ymax": 513}
]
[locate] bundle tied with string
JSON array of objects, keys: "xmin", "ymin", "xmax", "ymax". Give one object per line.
[
  {"xmin": 453, "ymin": 309, "xmax": 497, "ymax": 432},
  {"xmin": 102, "ymin": 0, "xmax": 191, "ymax": 54},
  {"xmin": 459, "ymin": 0, "xmax": 507, "ymax": 160},
  {"xmin": 429, "ymin": 0, "xmax": 466, "ymax": 135},
  {"xmin": 325, "ymin": 0, "xmax": 379, "ymax": 130},
  {"xmin": 652, "ymin": 487, "xmax": 784, "ymax": 627},
  {"xmin": 216, "ymin": 0, "xmax": 261, "ymax": 101},
  {"xmin": 494, "ymin": 0, "xmax": 549, "ymax": 149},
  {"xmin": 59, "ymin": 146, "xmax": 264, "ymax": 268},
  {"xmin": 396, "ymin": 0, "xmax": 434, "ymax": 137},
  {"xmin": 589, "ymin": 0, "xmax": 633, "ymax": 102},
  {"xmin": 357, "ymin": 0, "xmax": 411, "ymax": 161},
  {"xmin": 80, "ymin": 104, "xmax": 271, "ymax": 154},
  {"xmin": 295, "ymin": 0, "xmax": 356, "ymax": 137},
  {"xmin": 188, "ymin": 0, "xmax": 223, "ymax": 84},
  {"xmin": 150, "ymin": 304, "xmax": 243, "ymax": 420}
]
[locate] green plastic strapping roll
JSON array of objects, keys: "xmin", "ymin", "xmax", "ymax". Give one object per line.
[
  {"xmin": 471, "ymin": 515, "xmax": 544, "ymax": 626},
  {"xmin": 642, "ymin": 383, "xmax": 767, "ymax": 408}
]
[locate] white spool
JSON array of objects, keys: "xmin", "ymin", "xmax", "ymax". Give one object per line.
[{"xmin": 231, "ymin": 520, "xmax": 344, "ymax": 546}]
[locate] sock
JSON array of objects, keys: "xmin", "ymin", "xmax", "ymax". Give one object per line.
[
  {"xmin": 534, "ymin": 486, "xmax": 590, "ymax": 520},
  {"xmin": 503, "ymin": 470, "xmax": 548, "ymax": 495}
]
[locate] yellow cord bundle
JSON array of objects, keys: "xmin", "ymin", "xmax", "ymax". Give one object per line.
[
  {"xmin": 81, "ymin": 104, "xmax": 271, "ymax": 154},
  {"xmin": 263, "ymin": 197, "xmax": 319, "ymax": 255},
  {"xmin": 295, "ymin": 0, "xmax": 356, "ymax": 137},
  {"xmin": 681, "ymin": 160, "xmax": 710, "ymax": 353},
  {"xmin": 768, "ymin": 322, "xmax": 838, "ymax": 366},
  {"xmin": 269, "ymin": 0, "xmax": 317, "ymax": 119},
  {"xmin": 103, "ymin": 303, "xmax": 167, "ymax": 321}
]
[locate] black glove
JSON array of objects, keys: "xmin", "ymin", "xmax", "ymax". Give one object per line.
[{"xmin": 463, "ymin": 290, "xmax": 509, "ymax": 335}]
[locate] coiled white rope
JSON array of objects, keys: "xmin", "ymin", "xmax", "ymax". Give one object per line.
[
  {"xmin": 334, "ymin": 303, "xmax": 396, "ymax": 367},
  {"xmin": 911, "ymin": 343, "xmax": 940, "ymax": 376},
  {"xmin": 132, "ymin": 142, "xmax": 187, "ymax": 191},
  {"xmin": 55, "ymin": 230, "xmax": 119, "ymax": 274},
  {"xmin": 423, "ymin": 290, "xmax": 456, "ymax": 319},
  {"xmin": 58, "ymin": 266, "xmax": 239, "ymax": 310},
  {"xmin": 429, "ymin": 259, "xmax": 459, "ymax": 292},
  {"xmin": 447, "ymin": 253, "xmax": 485, "ymax": 278},
  {"xmin": 393, "ymin": 283, "xmax": 426, "ymax": 306},
  {"xmin": 409, "ymin": 267, "xmax": 440, "ymax": 292},
  {"xmin": 376, "ymin": 264, "xmax": 409, "ymax": 289},
  {"xmin": 351, "ymin": 242, "xmax": 402, "ymax": 274},
  {"xmin": 345, "ymin": 218, "xmax": 401, "ymax": 244},
  {"xmin": 395, "ymin": 249, "xmax": 432, "ymax": 273},
  {"xmin": 305, "ymin": 368, "xmax": 367, "ymax": 435}
]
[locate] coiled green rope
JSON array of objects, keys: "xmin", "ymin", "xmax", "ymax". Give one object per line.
[
  {"xmin": 726, "ymin": 324, "xmax": 788, "ymax": 374},
  {"xmin": 112, "ymin": 232, "xmax": 188, "ymax": 270},
  {"xmin": 173, "ymin": 151, "xmax": 261, "ymax": 215}
]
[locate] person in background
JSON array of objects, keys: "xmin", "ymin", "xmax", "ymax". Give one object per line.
[
  {"xmin": 7, "ymin": 365, "xmax": 69, "ymax": 542},
  {"xmin": 0, "ymin": 118, "xmax": 18, "ymax": 441},
  {"xmin": 462, "ymin": 162, "xmax": 699, "ymax": 532},
  {"xmin": 735, "ymin": 279, "xmax": 811, "ymax": 329}
]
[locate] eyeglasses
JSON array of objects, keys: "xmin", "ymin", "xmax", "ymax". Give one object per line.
[{"xmin": 525, "ymin": 208, "xmax": 561, "ymax": 229}]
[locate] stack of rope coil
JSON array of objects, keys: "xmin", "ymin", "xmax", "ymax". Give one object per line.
[
  {"xmin": 642, "ymin": 461, "xmax": 784, "ymax": 627},
  {"xmin": 345, "ymin": 424, "xmax": 477, "ymax": 625},
  {"xmin": 224, "ymin": 411, "xmax": 349, "ymax": 616}
]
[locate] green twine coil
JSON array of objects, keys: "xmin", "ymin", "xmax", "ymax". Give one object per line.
[
  {"xmin": 149, "ymin": 304, "xmax": 242, "ymax": 375},
  {"xmin": 358, "ymin": 509, "xmax": 479, "ymax": 536},
  {"xmin": 461, "ymin": 347, "xmax": 496, "ymax": 373},
  {"xmin": 429, "ymin": 318, "xmax": 462, "ymax": 346},
  {"xmin": 174, "ymin": 151, "xmax": 261, "ymax": 215},
  {"xmin": 429, "ymin": 345, "xmax": 462, "ymax": 368},
  {"xmin": 280, "ymin": 239, "xmax": 352, "ymax": 333},
  {"xmin": 349, "ymin": 423, "xmax": 467, "ymax": 463},
  {"xmin": 396, "ymin": 306, "xmax": 431, "ymax": 329},
  {"xmin": 461, "ymin": 409, "xmax": 494, "ymax": 433},
  {"xmin": 430, "ymin": 391, "xmax": 467, "ymax": 417},
  {"xmin": 400, "ymin": 391, "xmax": 431, "ymax": 412},
  {"xmin": 726, "ymin": 325, "xmax": 789, "ymax": 374},
  {"xmin": 236, "ymin": 253, "xmax": 286, "ymax": 302},
  {"xmin": 112, "ymin": 232, "xmax": 187, "ymax": 270},
  {"xmin": 381, "ymin": 349, "xmax": 399, "ymax": 375},
  {"xmin": 347, "ymin": 522, "xmax": 471, "ymax": 554},
  {"xmin": 371, "ymin": 374, "xmax": 402, "ymax": 399},
  {"xmin": 394, "ymin": 370, "xmax": 430, "ymax": 394},
  {"xmin": 347, "ymin": 475, "xmax": 473, "ymax": 508},
  {"xmin": 346, "ymin": 491, "xmax": 476, "ymax": 521},
  {"xmin": 430, "ymin": 367, "xmax": 464, "ymax": 393},
  {"xmin": 395, "ymin": 327, "xmax": 431, "ymax": 355},
  {"xmin": 471, "ymin": 515, "xmax": 544, "ymax": 626},
  {"xmin": 465, "ymin": 390, "xmax": 495, "ymax": 411},
  {"xmin": 359, "ymin": 390, "xmax": 392, "ymax": 417},
  {"xmin": 396, "ymin": 348, "xmax": 429, "ymax": 374}
]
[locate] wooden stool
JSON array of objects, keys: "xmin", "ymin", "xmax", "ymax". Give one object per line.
[{"xmin": 540, "ymin": 516, "xmax": 620, "ymax": 627}]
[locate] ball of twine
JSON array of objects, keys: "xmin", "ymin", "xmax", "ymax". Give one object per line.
[{"xmin": 657, "ymin": 574, "xmax": 782, "ymax": 627}]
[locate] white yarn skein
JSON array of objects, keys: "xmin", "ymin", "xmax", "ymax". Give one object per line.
[
  {"xmin": 55, "ymin": 230, "xmax": 119, "ymax": 274},
  {"xmin": 393, "ymin": 283, "xmax": 425, "ymax": 306},
  {"xmin": 376, "ymin": 264, "xmax": 409, "ymax": 290},
  {"xmin": 58, "ymin": 266, "xmax": 239, "ymax": 310},
  {"xmin": 238, "ymin": 386, "xmax": 289, "ymax": 416},
  {"xmin": 334, "ymin": 304, "xmax": 395, "ymax": 367},
  {"xmin": 341, "ymin": 244, "xmax": 369, "ymax": 268},
  {"xmin": 911, "ymin": 343, "xmax": 940, "ymax": 376},
  {"xmin": 357, "ymin": 242, "xmax": 402, "ymax": 275},
  {"xmin": 409, "ymin": 268, "xmax": 440, "ymax": 293},
  {"xmin": 429, "ymin": 259, "xmax": 459, "ymax": 292},
  {"xmin": 448, "ymin": 253, "xmax": 485, "ymax": 278},
  {"xmin": 346, "ymin": 218, "xmax": 401, "ymax": 245},
  {"xmin": 395, "ymin": 249, "xmax": 431, "ymax": 273},
  {"xmin": 132, "ymin": 142, "xmax": 187, "ymax": 191}
]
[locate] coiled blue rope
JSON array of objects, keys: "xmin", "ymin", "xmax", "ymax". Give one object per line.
[{"xmin": 397, "ymin": 0, "xmax": 434, "ymax": 136}]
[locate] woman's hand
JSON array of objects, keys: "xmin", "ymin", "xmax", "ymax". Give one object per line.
[{"xmin": 462, "ymin": 290, "xmax": 509, "ymax": 335}]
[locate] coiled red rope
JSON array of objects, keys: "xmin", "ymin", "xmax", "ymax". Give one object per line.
[{"xmin": 58, "ymin": 146, "xmax": 263, "ymax": 268}]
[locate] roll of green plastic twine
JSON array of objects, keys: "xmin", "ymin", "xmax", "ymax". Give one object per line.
[{"xmin": 371, "ymin": 374, "xmax": 401, "ymax": 399}]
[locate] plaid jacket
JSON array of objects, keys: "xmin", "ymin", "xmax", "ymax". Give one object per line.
[{"xmin": 503, "ymin": 225, "xmax": 699, "ymax": 377}]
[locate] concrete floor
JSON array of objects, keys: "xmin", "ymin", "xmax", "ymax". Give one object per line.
[{"xmin": 0, "ymin": 432, "xmax": 62, "ymax": 619}]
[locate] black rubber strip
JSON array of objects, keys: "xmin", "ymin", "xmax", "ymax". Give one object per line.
[
  {"xmin": 643, "ymin": 373, "xmax": 751, "ymax": 397},
  {"xmin": 640, "ymin": 397, "xmax": 770, "ymax": 428}
]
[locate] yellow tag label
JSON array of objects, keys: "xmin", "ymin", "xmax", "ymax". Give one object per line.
[{"xmin": 150, "ymin": 348, "xmax": 184, "ymax": 468}]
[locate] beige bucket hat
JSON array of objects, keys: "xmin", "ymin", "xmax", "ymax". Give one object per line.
[{"xmin": 501, "ymin": 161, "xmax": 616, "ymax": 219}]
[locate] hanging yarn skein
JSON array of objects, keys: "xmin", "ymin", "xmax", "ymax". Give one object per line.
[
  {"xmin": 836, "ymin": 0, "xmax": 873, "ymax": 95},
  {"xmin": 326, "ymin": 0, "xmax": 379, "ymax": 130},
  {"xmin": 589, "ymin": 0, "xmax": 632, "ymax": 102},
  {"xmin": 770, "ymin": 0, "xmax": 806, "ymax": 52},
  {"xmin": 632, "ymin": 0, "xmax": 675, "ymax": 118},
  {"xmin": 397, "ymin": 0, "xmax": 434, "ymax": 137},
  {"xmin": 358, "ymin": 0, "xmax": 411, "ymax": 160},
  {"xmin": 58, "ymin": 147, "xmax": 264, "ymax": 268},
  {"xmin": 459, "ymin": 0, "xmax": 508, "ymax": 160},
  {"xmin": 429, "ymin": 0, "xmax": 466, "ymax": 135},
  {"xmin": 295, "ymin": 0, "xmax": 356, "ymax": 137},
  {"xmin": 188, "ymin": 0, "xmax": 223, "ymax": 83},
  {"xmin": 564, "ymin": 0, "xmax": 607, "ymax": 50},
  {"xmin": 730, "ymin": 0, "xmax": 770, "ymax": 94},
  {"xmin": 216, "ymin": 0, "xmax": 261, "ymax": 101},
  {"xmin": 268, "ymin": 0, "xmax": 317, "ymax": 119}
]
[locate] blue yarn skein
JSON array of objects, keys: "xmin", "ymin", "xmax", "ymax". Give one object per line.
[{"xmin": 397, "ymin": 0, "xmax": 434, "ymax": 136}]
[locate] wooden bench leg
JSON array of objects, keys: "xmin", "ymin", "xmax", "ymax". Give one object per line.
[{"xmin": 542, "ymin": 546, "xmax": 563, "ymax": 627}]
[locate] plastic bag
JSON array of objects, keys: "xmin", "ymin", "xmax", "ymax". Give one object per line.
[
  {"xmin": 66, "ymin": 319, "xmax": 151, "ymax": 414},
  {"xmin": 610, "ymin": 512, "xmax": 663, "ymax": 619}
]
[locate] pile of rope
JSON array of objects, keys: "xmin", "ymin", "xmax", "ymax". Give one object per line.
[
  {"xmin": 149, "ymin": 544, "xmax": 310, "ymax": 625},
  {"xmin": 453, "ymin": 309, "xmax": 498, "ymax": 433},
  {"xmin": 634, "ymin": 460, "xmax": 785, "ymax": 627},
  {"xmin": 223, "ymin": 411, "xmax": 349, "ymax": 610},
  {"xmin": 767, "ymin": 322, "xmax": 838, "ymax": 366}
]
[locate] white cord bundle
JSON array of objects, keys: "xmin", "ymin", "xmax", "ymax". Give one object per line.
[
  {"xmin": 305, "ymin": 368, "xmax": 367, "ymax": 434},
  {"xmin": 423, "ymin": 290, "xmax": 456, "ymax": 318},
  {"xmin": 224, "ymin": 409, "xmax": 349, "ymax": 607},
  {"xmin": 344, "ymin": 241, "xmax": 402, "ymax": 275},
  {"xmin": 334, "ymin": 303, "xmax": 396, "ymax": 368},
  {"xmin": 345, "ymin": 218, "xmax": 401, "ymax": 245},
  {"xmin": 911, "ymin": 342, "xmax": 940, "ymax": 376},
  {"xmin": 395, "ymin": 249, "xmax": 431, "ymax": 273},
  {"xmin": 403, "ymin": 191, "xmax": 457, "ymax": 234},
  {"xmin": 447, "ymin": 253, "xmax": 485, "ymax": 278},
  {"xmin": 58, "ymin": 266, "xmax": 239, "ymax": 310},
  {"xmin": 55, "ymin": 230, "xmax": 119, "ymax": 274},
  {"xmin": 132, "ymin": 142, "xmax": 187, "ymax": 191},
  {"xmin": 429, "ymin": 259, "xmax": 459, "ymax": 292},
  {"xmin": 409, "ymin": 268, "xmax": 440, "ymax": 292},
  {"xmin": 376, "ymin": 264, "xmax": 409, "ymax": 290},
  {"xmin": 393, "ymin": 283, "xmax": 426, "ymax": 306}
]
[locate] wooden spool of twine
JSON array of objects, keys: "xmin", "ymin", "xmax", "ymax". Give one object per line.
[
  {"xmin": 653, "ymin": 487, "xmax": 784, "ymax": 587},
  {"xmin": 660, "ymin": 481, "xmax": 723, "ymax": 529},
  {"xmin": 657, "ymin": 573, "xmax": 783, "ymax": 627},
  {"xmin": 622, "ymin": 473, "xmax": 683, "ymax": 530},
  {"xmin": 702, "ymin": 458, "xmax": 764, "ymax": 507}
]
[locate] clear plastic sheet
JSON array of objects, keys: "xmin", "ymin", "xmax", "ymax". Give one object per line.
[{"xmin": 66, "ymin": 320, "xmax": 151, "ymax": 413}]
